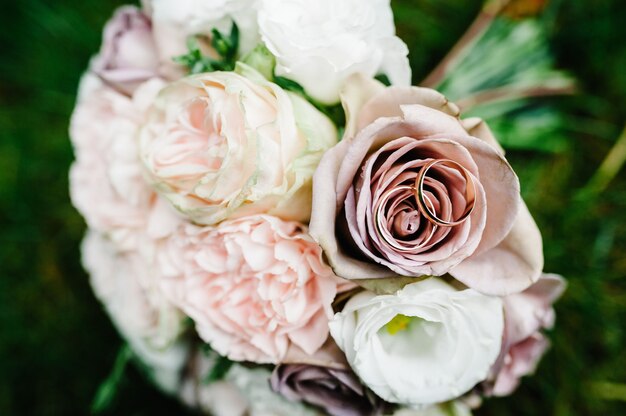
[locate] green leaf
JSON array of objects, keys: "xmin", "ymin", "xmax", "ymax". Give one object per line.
[
  {"xmin": 91, "ymin": 345, "xmax": 132, "ymax": 414},
  {"xmin": 203, "ymin": 355, "xmax": 234, "ymax": 384},
  {"xmin": 173, "ymin": 23, "xmax": 240, "ymax": 74}
]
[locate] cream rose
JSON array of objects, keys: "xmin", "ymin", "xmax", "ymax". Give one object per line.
[
  {"xmin": 310, "ymin": 76, "xmax": 543, "ymax": 296},
  {"xmin": 329, "ymin": 278, "xmax": 504, "ymax": 407},
  {"xmin": 257, "ymin": 0, "xmax": 411, "ymax": 104},
  {"xmin": 140, "ymin": 65, "xmax": 337, "ymax": 225}
]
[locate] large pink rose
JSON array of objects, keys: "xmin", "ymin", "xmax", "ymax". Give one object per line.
[
  {"xmin": 158, "ymin": 215, "xmax": 343, "ymax": 363},
  {"xmin": 488, "ymin": 273, "xmax": 566, "ymax": 396},
  {"xmin": 140, "ymin": 66, "xmax": 337, "ymax": 225},
  {"xmin": 91, "ymin": 6, "xmax": 161, "ymax": 95},
  {"xmin": 70, "ymin": 75, "xmax": 181, "ymax": 251},
  {"xmin": 310, "ymin": 76, "xmax": 543, "ymax": 295}
]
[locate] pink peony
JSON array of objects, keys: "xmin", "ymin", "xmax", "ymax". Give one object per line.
[
  {"xmin": 489, "ymin": 273, "xmax": 566, "ymax": 396},
  {"xmin": 310, "ymin": 75, "xmax": 543, "ymax": 296},
  {"xmin": 70, "ymin": 75, "xmax": 181, "ymax": 251},
  {"xmin": 92, "ymin": 6, "xmax": 161, "ymax": 95},
  {"xmin": 159, "ymin": 215, "xmax": 343, "ymax": 363}
]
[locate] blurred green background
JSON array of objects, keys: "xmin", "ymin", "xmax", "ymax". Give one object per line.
[{"xmin": 1, "ymin": 0, "xmax": 625, "ymax": 414}]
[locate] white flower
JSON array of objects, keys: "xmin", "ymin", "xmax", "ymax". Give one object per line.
[
  {"xmin": 148, "ymin": 0, "xmax": 259, "ymax": 63},
  {"xmin": 226, "ymin": 364, "xmax": 320, "ymax": 416},
  {"xmin": 257, "ymin": 0, "xmax": 411, "ymax": 103},
  {"xmin": 82, "ymin": 231, "xmax": 188, "ymax": 393},
  {"xmin": 329, "ymin": 278, "xmax": 504, "ymax": 407},
  {"xmin": 393, "ymin": 402, "xmax": 472, "ymax": 416}
]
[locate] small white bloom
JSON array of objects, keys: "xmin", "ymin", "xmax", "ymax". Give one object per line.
[
  {"xmin": 329, "ymin": 278, "xmax": 503, "ymax": 407},
  {"xmin": 82, "ymin": 231, "xmax": 188, "ymax": 393},
  {"xmin": 148, "ymin": 0, "xmax": 259, "ymax": 62},
  {"xmin": 257, "ymin": 0, "xmax": 411, "ymax": 103}
]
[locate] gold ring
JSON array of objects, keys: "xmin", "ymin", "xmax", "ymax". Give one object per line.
[{"xmin": 414, "ymin": 159, "xmax": 476, "ymax": 227}]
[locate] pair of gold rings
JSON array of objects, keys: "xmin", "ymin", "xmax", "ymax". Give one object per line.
[{"xmin": 373, "ymin": 159, "xmax": 476, "ymax": 245}]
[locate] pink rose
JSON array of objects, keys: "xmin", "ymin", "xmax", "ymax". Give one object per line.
[
  {"xmin": 70, "ymin": 75, "xmax": 181, "ymax": 251},
  {"xmin": 92, "ymin": 6, "xmax": 161, "ymax": 95},
  {"xmin": 140, "ymin": 66, "xmax": 337, "ymax": 225},
  {"xmin": 488, "ymin": 273, "xmax": 566, "ymax": 396},
  {"xmin": 158, "ymin": 215, "xmax": 342, "ymax": 363},
  {"xmin": 310, "ymin": 76, "xmax": 543, "ymax": 295}
]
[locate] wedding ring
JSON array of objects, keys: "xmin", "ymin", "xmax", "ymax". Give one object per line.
[{"xmin": 414, "ymin": 159, "xmax": 476, "ymax": 227}]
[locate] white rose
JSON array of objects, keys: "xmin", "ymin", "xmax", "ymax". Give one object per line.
[
  {"xmin": 329, "ymin": 278, "xmax": 504, "ymax": 407},
  {"xmin": 148, "ymin": 0, "xmax": 259, "ymax": 63},
  {"xmin": 257, "ymin": 0, "xmax": 411, "ymax": 103}
]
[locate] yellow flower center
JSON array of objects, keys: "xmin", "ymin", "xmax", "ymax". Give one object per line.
[{"xmin": 385, "ymin": 314, "xmax": 413, "ymax": 335}]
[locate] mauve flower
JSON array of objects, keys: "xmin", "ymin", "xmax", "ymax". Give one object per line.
[
  {"xmin": 271, "ymin": 364, "xmax": 386, "ymax": 416},
  {"xmin": 310, "ymin": 75, "xmax": 543, "ymax": 296},
  {"xmin": 70, "ymin": 75, "xmax": 181, "ymax": 251},
  {"xmin": 158, "ymin": 215, "xmax": 343, "ymax": 363},
  {"xmin": 92, "ymin": 6, "xmax": 160, "ymax": 95},
  {"xmin": 140, "ymin": 65, "xmax": 337, "ymax": 225},
  {"xmin": 487, "ymin": 273, "xmax": 566, "ymax": 396}
]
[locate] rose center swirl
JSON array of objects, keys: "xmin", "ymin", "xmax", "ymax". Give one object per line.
[{"xmin": 373, "ymin": 159, "xmax": 476, "ymax": 250}]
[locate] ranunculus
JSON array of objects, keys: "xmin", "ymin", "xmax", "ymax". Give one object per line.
[
  {"xmin": 487, "ymin": 273, "xmax": 566, "ymax": 396},
  {"xmin": 147, "ymin": 0, "xmax": 259, "ymax": 65},
  {"xmin": 91, "ymin": 6, "xmax": 160, "ymax": 95},
  {"xmin": 70, "ymin": 75, "xmax": 181, "ymax": 251},
  {"xmin": 81, "ymin": 231, "xmax": 187, "ymax": 393},
  {"xmin": 159, "ymin": 215, "xmax": 343, "ymax": 363},
  {"xmin": 271, "ymin": 364, "xmax": 387, "ymax": 416},
  {"xmin": 257, "ymin": 0, "xmax": 411, "ymax": 104},
  {"xmin": 329, "ymin": 278, "xmax": 504, "ymax": 407},
  {"xmin": 140, "ymin": 65, "xmax": 337, "ymax": 225},
  {"xmin": 310, "ymin": 76, "xmax": 543, "ymax": 296}
]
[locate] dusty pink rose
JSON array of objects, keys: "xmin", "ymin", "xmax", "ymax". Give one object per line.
[
  {"xmin": 91, "ymin": 6, "xmax": 161, "ymax": 95},
  {"xmin": 140, "ymin": 66, "xmax": 337, "ymax": 225},
  {"xmin": 488, "ymin": 273, "xmax": 566, "ymax": 396},
  {"xmin": 310, "ymin": 75, "xmax": 543, "ymax": 295},
  {"xmin": 70, "ymin": 75, "xmax": 181, "ymax": 251},
  {"xmin": 159, "ymin": 215, "xmax": 343, "ymax": 363}
]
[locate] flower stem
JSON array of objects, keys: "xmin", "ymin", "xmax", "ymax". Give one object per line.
[
  {"xmin": 420, "ymin": 0, "xmax": 511, "ymax": 88},
  {"xmin": 581, "ymin": 125, "xmax": 626, "ymax": 195}
]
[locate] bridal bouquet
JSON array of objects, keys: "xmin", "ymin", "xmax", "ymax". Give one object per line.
[{"xmin": 70, "ymin": 0, "xmax": 567, "ymax": 414}]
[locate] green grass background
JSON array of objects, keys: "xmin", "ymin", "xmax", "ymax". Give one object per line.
[{"xmin": 1, "ymin": 0, "xmax": 625, "ymax": 414}]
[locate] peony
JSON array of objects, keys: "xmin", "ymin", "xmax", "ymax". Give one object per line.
[
  {"xmin": 140, "ymin": 65, "xmax": 337, "ymax": 225},
  {"xmin": 488, "ymin": 273, "xmax": 566, "ymax": 396},
  {"xmin": 159, "ymin": 215, "xmax": 342, "ymax": 363},
  {"xmin": 310, "ymin": 76, "xmax": 543, "ymax": 296},
  {"xmin": 271, "ymin": 364, "xmax": 387, "ymax": 416},
  {"xmin": 81, "ymin": 231, "xmax": 187, "ymax": 393},
  {"xmin": 329, "ymin": 278, "xmax": 503, "ymax": 407},
  {"xmin": 91, "ymin": 6, "xmax": 160, "ymax": 95},
  {"xmin": 257, "ymin": 0, "xmax": 410, "ymax": 104},
  {"xmin": 146, "ymin": 0, "xmax": 259, "ymax": 65},
  {"xmin": 70, "ymin": 75, "xmax": 181, "ymax": 251}
]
